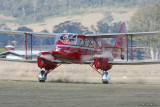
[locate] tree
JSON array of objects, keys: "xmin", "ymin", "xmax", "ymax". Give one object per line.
[
  {"xmin": 91, "ymin": 21, "xmax": 109, "ymax": 33},
  {"xmin": 102, "ymin": 11, "xmax": 113, "ymax": 24},
  {"xmin": 41, "ymin": 29, "xmax": 55, "ymax": 45},
  {"xmin": 0, "ymin": 24, "xmax": 12, "ymax": 47},
  {"xmin": 53, "ymin": 21, "xmax": 92, "ymax": 34},
  {"xmin": 14, "ymin": 26, "xmax": 33, "ymax": 46},
  {"xmin": 129, "ymin": 3, "xmax": 160, "ymax": 59},
  {"xmin": 91, "ymin": 21, "xmax": 121, "ymax": 33},
  {"xmin": 109, "ymin": 22, "xmax": 122, "ymax": 33}
]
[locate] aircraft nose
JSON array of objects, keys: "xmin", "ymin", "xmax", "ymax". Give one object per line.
[
  {"xmin": 53, "ymin": 46, "xmax": 61, "ymax": 52},
  {"xmin": 52, "ymin": 46, "xmax": 62, "ymax": 55}
]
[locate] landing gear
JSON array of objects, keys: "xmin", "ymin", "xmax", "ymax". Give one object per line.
[
  {"xmin": 102, "ymin": 71, "xmax": 110, "ymax": 84},
  {"xmin": 38, "ymin": 70, "xmax": 47, "ymax": 82}
]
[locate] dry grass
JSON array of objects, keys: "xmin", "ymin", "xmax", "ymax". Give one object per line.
[
  {"xmin": 1, "ymin": 61, "xmax": 160, "ymax": 84},
  {"xmin": 25, "ymin": 7, "xmax": 137, "ymax": 32}
]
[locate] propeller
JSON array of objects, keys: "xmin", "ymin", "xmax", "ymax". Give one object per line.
[{"xmin": 81, "ymin": 51, "xmax": 113, "ymax": 62}]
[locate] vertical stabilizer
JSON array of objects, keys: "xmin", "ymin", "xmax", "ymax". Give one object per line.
[
  {"xmin": 112, "ymin": 22, "xmax": 127, "ymax": 58},
  {"xmin": 114, "ymin": 22, "xmax": 126, "ymax": 47}
]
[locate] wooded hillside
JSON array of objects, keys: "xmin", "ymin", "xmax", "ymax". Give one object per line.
[{"xmin": 0, "ymin": 0, "xmax": 159, "ymax": 24}]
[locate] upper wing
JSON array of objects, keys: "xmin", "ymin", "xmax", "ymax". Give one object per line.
[
  {"xmin": 109, "ymin": 60, "xmax": 160, "ymax": 65},
  {"xmin": 0, "ymin": 30, "xmax": 58, "ymax": 37},
  {"xmin": 86, "ymin": 31, "xmax": 160, "ymax": 38}
]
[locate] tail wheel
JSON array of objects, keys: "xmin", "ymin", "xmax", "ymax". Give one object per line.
[{"xmin": 38, "ymin": 70, "xmax": 47, "ymax": 82}]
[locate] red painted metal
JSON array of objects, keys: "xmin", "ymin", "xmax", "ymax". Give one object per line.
[
  {"xmin": 89, "ymin": 64, "xmax": 102, "ymax": 75},
  {"xmin": 40, "ymin": 32, "xmax": 124, "ymax": 72},
  {"xmin": 37, "ymin": 57, "xmax": 57, "ymax": 70},
  {"xmin": 31, "ymin": 35, "xmax": 32, "ymax": 60},
  {"xmin": 94, "ymin": 58, "xmax": 112, "ymax": 71},
  {"xmin": 35, "ymin": 22, "xmax": 126, "ymax": 76},
  {"xmin": 131, "ymin": 35, "xmax": 133, "ymax": 61},
  {"xmin": 25, "ymin": 33, "xmax": 27, "ymax": 60},
  {"xmin": 51, "ymin": 35, "xmax": 115, "ymax": 71},
  {"xmin": 126, "ymin": 35, "xmax": 128, "ymax": 61}
]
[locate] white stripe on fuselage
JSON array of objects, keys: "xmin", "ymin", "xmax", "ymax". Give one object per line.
[
  {"xmin": 39, "ymin": 54, "xmax": 54, "ymax": 61},
  {"xmin": 56, "ymin": 45, "xmax": 101, "ymax": 51}
]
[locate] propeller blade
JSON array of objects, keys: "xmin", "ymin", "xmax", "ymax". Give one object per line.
[{"xmin": 81, "ymin": 51, "xmax": 113, "ymax": 62}]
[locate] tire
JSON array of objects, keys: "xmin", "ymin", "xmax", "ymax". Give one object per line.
[
  {"xmin": 102, "ymin": 80, "xmax": 109, "ymax": 84},
  {"xmin": 39, "ymin": 80, "xmax": 45, "ymax": 82},
  {"xmin": 38, "ymin": 70, "xmax": 47, "ymax": 82}
]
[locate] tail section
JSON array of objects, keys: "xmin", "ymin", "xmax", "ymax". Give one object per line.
[
  {"xmin": 114, "ymin": 22, "xmax": 126, "ymax": 47},
  {"xmin": 112, "ymin": 22, "xmax": 127, "ymax": 58},
  {"xmin": 118, "ymin": 22, "xmax": 127, "ymax": 33}
]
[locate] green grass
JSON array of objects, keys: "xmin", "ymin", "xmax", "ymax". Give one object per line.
[{"xmin": 0, "ymin": 80, "xmax": 159, "ymax": 107}]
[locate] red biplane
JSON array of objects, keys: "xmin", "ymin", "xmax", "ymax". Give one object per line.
[{"xmin": 1, "ymin": 22, "xmax": 160, "ymax": 84}]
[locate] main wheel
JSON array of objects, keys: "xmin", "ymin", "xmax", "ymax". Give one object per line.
[
  {"xmin": 102, "ymin": 71, "xmax": 110, "ymax": 84},
  {"xmin": 102, "ymin": 81, "xmax": 109, "ymax": 84},
  {"xmin": 38, "ymin": 70, "xmax": 47, "ymax": 82}
]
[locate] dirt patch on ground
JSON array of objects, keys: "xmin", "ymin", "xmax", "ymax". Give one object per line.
[{"xmin": 0, "ymin": 61, "xmax": 160, "ymax": 107}]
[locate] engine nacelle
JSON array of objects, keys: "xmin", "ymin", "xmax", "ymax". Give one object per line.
[
  {"xmin": 94, "ymin": 58, "xmax": 112, "ymax": 71},
  {"xmin": 37, "ymin": 57, "xmax": 57, "ymax": 70}
]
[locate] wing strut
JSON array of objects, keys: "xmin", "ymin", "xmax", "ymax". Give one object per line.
[
  {"xmin": 87, "ymin": 37, "xmax": 100, "ymax": 55},
  {"xmin": 25, "ymin": 33, "xmax": 33, "ymax": 60},
  {"xmin": 89, "ymin": 64, "xmax": 102, "ymax": 75},
  {"xmin": 126, "ymin": 35, "xmax": 133, "ymax": 61},
  {"xmin": 126, "ymin": 35, "xmax": 128, "ymax": 61},
  {"xmin": 131, "ymin": 35, "xmax": 133, "ymax": 61},
  {"xmin": 31, "ymin": 34, "xmax": 32, "ymax": 60},
  {"xmin": 25, "ymin": 33, "xmax": 27, "ymax": 60}
]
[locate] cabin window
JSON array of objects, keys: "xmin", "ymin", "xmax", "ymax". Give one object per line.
[
  {"xmin": 77, "ymin": 38, "xmax": 83, "ymax": 46},
  {"xmin": 59, "ymin": 34, "xmax": 77, "ymax": 45},
  {"xmin": 96, "ymin": 39, "xmax": 102, "ymax": 48},
  {"xmin": 69, "ymin": 35, "xmax": 76, "ymax": 45},
  {"xmin": 88, "ymin": 38, "xmax": 97, "ymax": 48},
  {"xmin": 82, "ymin": 38, "xmax": 90, "ymax": 47}
]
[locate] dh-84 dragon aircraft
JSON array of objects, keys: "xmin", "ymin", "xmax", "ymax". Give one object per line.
[{"xmin": 1, "ymin": 22, "xmax": 160, "ymax": 84}]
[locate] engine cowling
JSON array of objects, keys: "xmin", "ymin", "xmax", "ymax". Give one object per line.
[
  {"xmin": 94, "ymin": 58, "xmax": 112, "ymax": 71},
  {"xmin": 37, "ymin": 57, "xmax": 57, "ymax": 70}
]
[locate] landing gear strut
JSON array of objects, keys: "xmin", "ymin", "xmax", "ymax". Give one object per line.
[
  {"xmin": 102, "ymin": 71, "xmax": 110, "ymax": 84},
  {"xmin": 38, "ymin": 70, "xmax": 48, "ymax": 82}
]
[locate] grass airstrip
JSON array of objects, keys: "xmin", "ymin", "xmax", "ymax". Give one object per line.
[{"xmin": 0, "ymin": 61, "xmax": 160, "ymax": 107}]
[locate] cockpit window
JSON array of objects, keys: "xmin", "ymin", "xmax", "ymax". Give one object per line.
[
  {"xmin": 69, "ymin": 35, "xmax": 76, "ymax": 45},
  {"xmin": 59, "ymin": 34, "xmax": 76, "ymax": 45}
]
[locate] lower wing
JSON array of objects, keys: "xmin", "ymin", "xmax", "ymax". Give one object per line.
[
  {"xmin": 0, "ymin": 58, "xmax": 61, "ymax": 63},
  {"xmin": 0, "ymin": 58, "xmax": 37, "ymax": 63},
  {"xmin": 109, "ymin": 60, "xmax": 160, "ymax": 65}
]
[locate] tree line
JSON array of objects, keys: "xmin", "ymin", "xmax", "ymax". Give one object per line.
[
  {"xmin": 129, "ymin": 3, "xmax": 160, "ymax": 60},
  {"xmin": 0, "ymin": 21, "xmax": 122, "ymax": 48},
  {"xmin": 1, "ymin": 2, "xmax": 160, "ymax": 60}
]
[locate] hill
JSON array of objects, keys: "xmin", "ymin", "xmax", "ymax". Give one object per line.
[
  {"xmin": 0, "ymin": 0, "xmax": 159, "ymax": 32},
  {"xmin": 25, "ymin": 7, "xmax": 137, "ymax": 32},
  {"xmin": 2, "ymin": 7, "xmax": 137, "ymax": 32}
]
